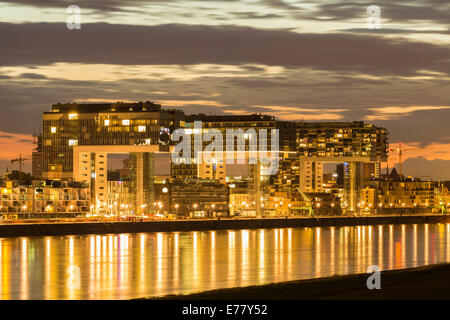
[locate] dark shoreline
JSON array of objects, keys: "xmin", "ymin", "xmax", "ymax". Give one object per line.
[
  {"xmin": 0, "ymin": 214, "xmax": 448, "ymax": 238},
  {"xmin": 153, "ymin": 263, "xmax": 450, "ymax": 300}
]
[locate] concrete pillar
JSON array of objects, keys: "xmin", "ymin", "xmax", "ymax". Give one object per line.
[
  {"xmin": 94, "ymin": 152, "xmax": 108, "ymax": 214},
  {"xmin": 253, "ymin": 161, "xmax": 261, "ymax": 217},
  {"xmin": 135, "ymin": 152, "xmax": 144, "ymax": 215},
  {"xmin": 299, "ymin": 159, "xmax": 307, "ymax": 192},
  {"xmin": 73, "ymin": 151, "xmax": 91, "ymax": 183},
  {"xmin": 347, "ymin": 162, "xmax": 361, "ymax": 213},
  {"xmin": 131, "ymin": 152, "xmax": 155, "ymax": 216}
]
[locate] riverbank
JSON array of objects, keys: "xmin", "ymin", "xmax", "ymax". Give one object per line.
[
  {"xmin": 156, "ymin": 263, "xmax": 450, "ymax": 300},
  {"xmin": 0, "ymin": 214, "xmax": 448, "ymax": 238}
]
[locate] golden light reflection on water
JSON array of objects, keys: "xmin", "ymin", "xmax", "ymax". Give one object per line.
[
  {"xmin": 259, "ymin": 229, "xmax": 265, "ymax": 283},
  {"xmin": 447, "ymin": 224, "xmax": 450, "ymax": 263},
  {"xmin": 425, "ymin": 224, "xmax": 429, "ymax": 265},
  {"xmin": 1, "ymin": 223, "xmax": 450, "ymax": 299},
  {"xmin": 315, "ymin": 228, "xmax": 321, "ymax": 278},
  {"xmin": 20, "ymin": 238, "xmax": 28, "ymax": 300}
]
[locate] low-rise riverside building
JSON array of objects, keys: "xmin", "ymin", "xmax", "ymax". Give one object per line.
[
  {"xmin": 0, "ymin": 180, "xmax": 90, "ymax": 219},
  {"xmin": 228, "ymin": 180, "xmax": 257, "ymax": 216},
  {"xmin": 106, "ymin": 180, "xmax": 133, "ymax": 216},
  {"xmin": 170, "ymin": 179, "xmax": 229, "ymax": 218},
  {"xmin": 359, "ymin": 169, "xmax": 435, "ymax": 214}
]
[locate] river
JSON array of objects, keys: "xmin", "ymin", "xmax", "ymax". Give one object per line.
[{"xmin": 0, "ymin": 223, "xmax": 449, "ymax": 299}]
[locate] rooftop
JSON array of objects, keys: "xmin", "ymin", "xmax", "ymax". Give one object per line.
[{"xmin": 47, "ymin": 101, "xmax": 163, "ymax": 114}]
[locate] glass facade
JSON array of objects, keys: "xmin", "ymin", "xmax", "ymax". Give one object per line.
[{"xmin": 40, "ymin": 102, "xmax": 184, "ymax": 179}]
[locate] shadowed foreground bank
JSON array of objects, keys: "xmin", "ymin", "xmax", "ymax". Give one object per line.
[{"xmin": 155, "ymin": 264, "xmax": 450, "ymax": 300}]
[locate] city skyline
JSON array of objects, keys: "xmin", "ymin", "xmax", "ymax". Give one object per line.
[
  {"xmin": 1, "ymin": 1, "xmax": 450, "ymax": 304},
  {"xmin": 0, "ymin": 0, "xmax": 449, "ymax": 179}
]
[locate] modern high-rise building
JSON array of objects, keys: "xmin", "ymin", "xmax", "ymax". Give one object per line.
[
  {"xmin": 296, "ymin": 121, "xmax": 388, "ymax": 212},
  {"xmin": 37, "ymin": 101, "xmax": 184, "ymax": 214},
  {"xmin": 35, "ymin": 101, "xmax": 389, "ymax": 215},
  {"xmin": 40, "ymin": 101, "xmax": 184, "ymax": 180},
  {"xmin": 170, "ymin": 114, "xmax": 294, "ymax": 181}
]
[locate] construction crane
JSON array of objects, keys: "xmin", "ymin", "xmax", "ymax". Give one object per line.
[
  {"xmin": 389, "ymin": 143, "xmax": 420, "ymax": 178},
  {"xmin": 389, "ymin": 143, "xmax": 406, "ymax": 177},
  {"xmin": 296, "ymin": 188, "xmax": 314, "ymax": 217},
  {"xmin": 10, "ymin": 154, "xmax": 31, "ymax": 186}
]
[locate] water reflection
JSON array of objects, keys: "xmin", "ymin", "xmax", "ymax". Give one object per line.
[{"xmin": 1, "ymin": 223, "xmax": 450, "ymax": 299}]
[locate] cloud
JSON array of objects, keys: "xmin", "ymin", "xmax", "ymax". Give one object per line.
[
  {"xmin": 157, "ymin": 100, "xmax": 225, "ymax": 107},
  {"xmin": 371, "ymin": 108, "xmax": 450, "ymax": 146},
  {"xmin": 222, "ymin": 105, "xmax": 346, "ymax": 121},
  {"xmin": 0, "ymin": 131, "xmax": 34, "ymax": 161},
  {"xmin": 18, "ymin": 73, "xmax": 48, "ymax": 79},
  {"xmin": 230, "ymin": 11, "xmax": 285, "ymax": 19},
  {"xmin": 0, "ymin": 0, "xmax": 167, "ymax": 12},
  {"xmin": 368, "ymin": 105, "xmax": 450, "ymax": 118},
  {"xmin": 310, "ymin": 0, "xmax": 450, "ymax": 24},
  {"xmin": 338, "ymin": 28, "xmax": 450, "ymax": 35},
  {"xmin": 401, "ymin": 157, "xmax": 450, "ymax": 180},
  {"xmin": 1, "ymin": 22, "xmax": 449, "ymax": 77},
  {"xmin": 0, "ymin": 63, "xmax": 448, "ymax": 141}
]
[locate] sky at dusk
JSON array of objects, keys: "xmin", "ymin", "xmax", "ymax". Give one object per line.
[{"xmin": 0, "ymin": 0, "xmax": 449, "ymax": 179}]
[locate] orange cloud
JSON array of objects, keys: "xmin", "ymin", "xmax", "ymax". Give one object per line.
[
  {"xmin": 367, "ymin": 106, "xmax": 450, "ymax": 120},
  {"xmin": 0, "ymin": 131, "xmax": 34, "ymax": 161},
  {"xmin": 157, "ymin": 100, "xmax": 224, "ymax": 107},
  {"xmin": 223, "ymin": 109, "xmax": 251, "ymax": 115},
  {"xmin": 74, "ymin": 98, "xmax": 135, "ymax": 103},
  {"xmin": 387, "ymin": 141, "xmax": 450, "ymax": 168}
]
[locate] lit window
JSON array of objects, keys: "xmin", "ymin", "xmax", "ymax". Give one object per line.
[
  {"xmin": 122, "ymin": 119, "xmax": 130, "ymax": 126},
  {"xmin": 145, "ymin": 138, "xmax": 151, "ymax": 145},
  {"xmin": 51, "ymin": 127, "xmax": 57, "ymax": 133},
  {"xmin": 138, "ymin": 125, "xmax": 146, "ymax": 132},
  {"xmin": 104, "ymin": 119, "xmax": 110, "ymax": 126},
  {"xmin": 68, "ymin": 113, "xmax": 78, "ymax": 120},
  {"xmin": 68, "ymin": 139, "xmax": 78, "ymax": 146}
]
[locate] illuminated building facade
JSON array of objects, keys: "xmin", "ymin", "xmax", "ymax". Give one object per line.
[
  {"xmin": 170, "ymin": 179, "xmax": 229, "ymax": 217},
  {"xmin": 40, "ymin": 101, "xmax": 183, "ymax": 180},
  {"xmin": 360, "ymin": 169, "xmax": 435, "ymax": 214},
  {"xmin": 171, "ymin": 114, "xmax": 296, "ymax": 181},
  {"xmin": 0, "ymin": 181, "xmax": 90, "ymax": 219},
  {"xmin": 296, "ymin": 121, "xmax": 388, "ymax": 212},
  {"xmin": 35, "ymin": 101, "xmax": 389, "ymax": 216},
  {"xmin": 107, "ymin": 181, "xmax": 132, "ymax": 216}
]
